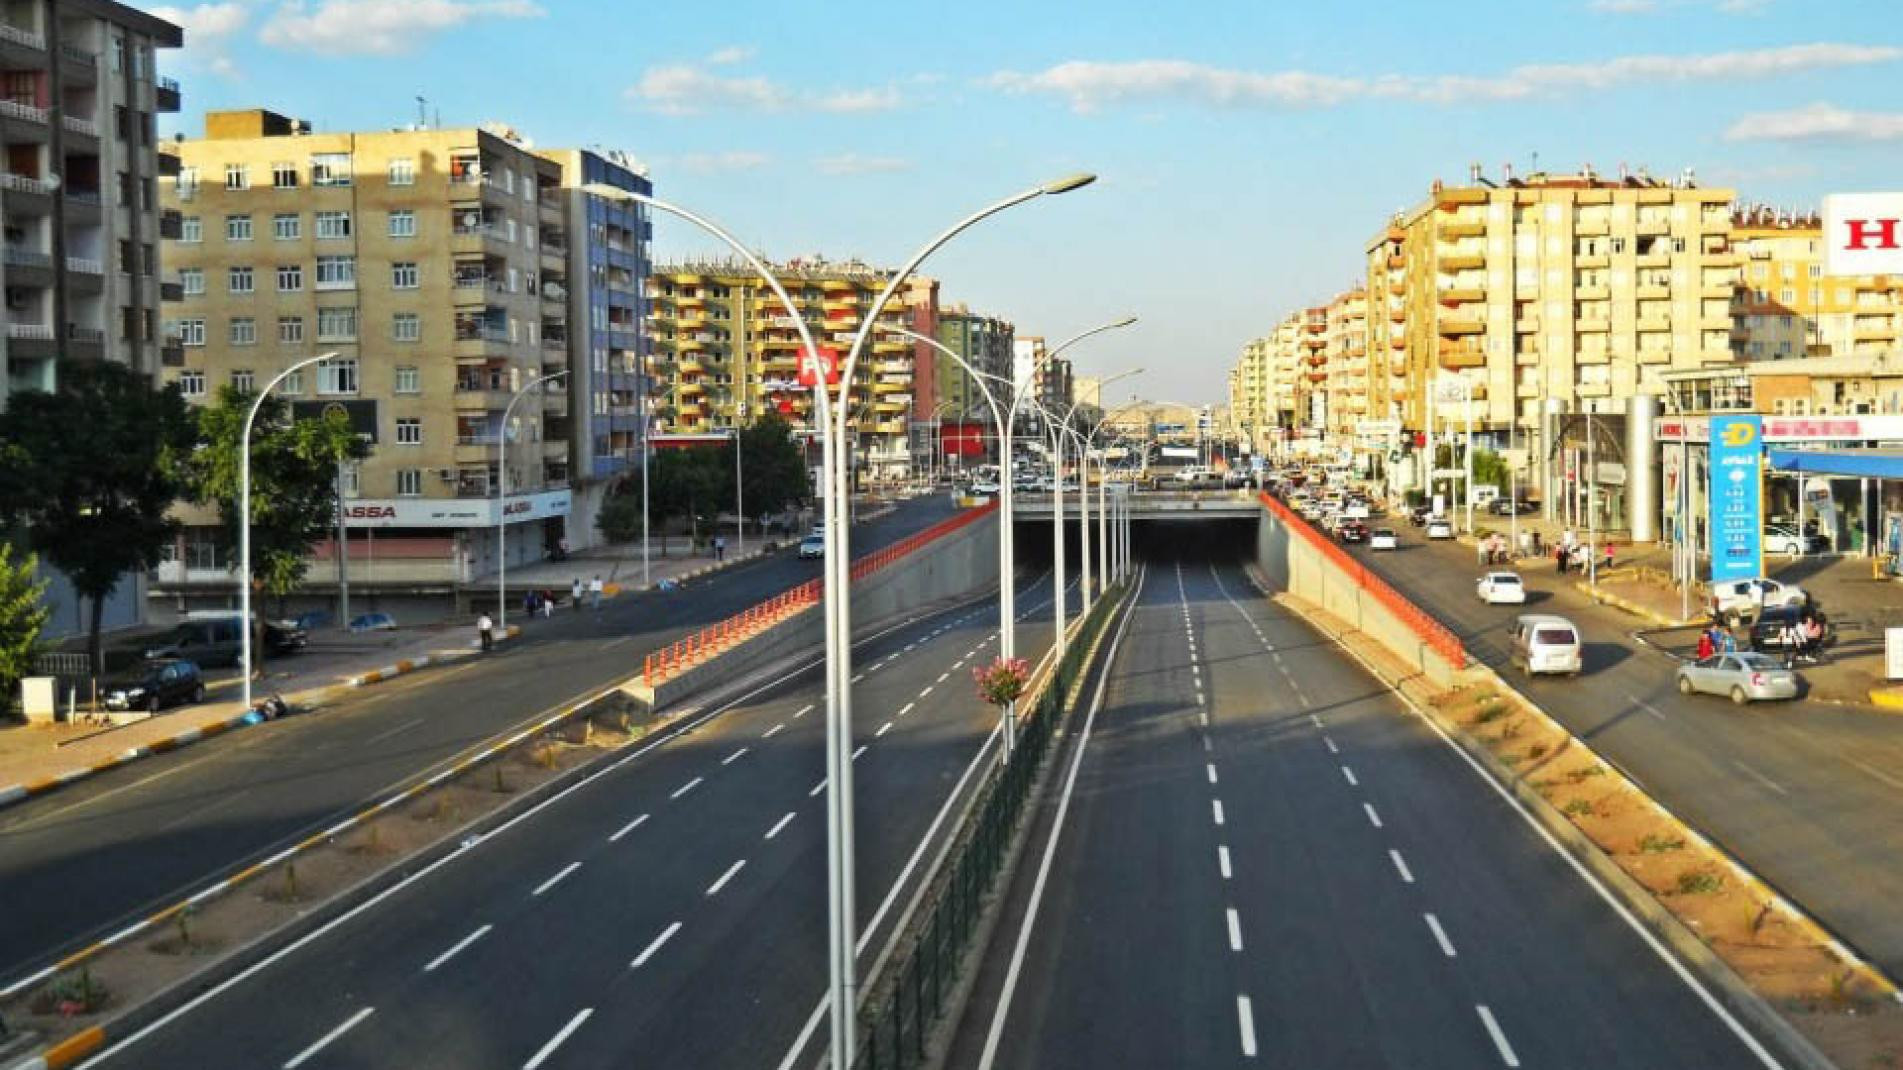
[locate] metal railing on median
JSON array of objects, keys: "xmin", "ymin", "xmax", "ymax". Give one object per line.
[
  {"xmin": 853, "ymin": 574, "xmax": 1129, "ymax": 1070},
  {"xmin": 1256, "ymin": 491, "xmax": 1467, "ymax": 668},
  {"xmin": 641, "ymin": 499, "xmax": 1002, "ymax": 687}
]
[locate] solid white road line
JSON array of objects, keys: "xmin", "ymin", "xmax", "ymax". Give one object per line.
[
  {"xmin": 1424, "ymin": 913, "xmax": 1457, "ymax": 957},
  {"xmin": 608, "ymin": 813, "xmax": 650, "ymax": 842},
  {"xmin": 1363, "ymin": 802, "xmax": 1383, "ymax": 829},
  {"xmin": 283, "ymin": 1006, "xmax": 374, "ymax": 1069},
  {"xmin": 1389, "ymin": 848, "xmax": 1415, "ymax": 884},
  {"xmin": 523, "ymin": 1008, "xmax": 593, "ymax": 1070},
  {"xmin": 852, "ymin": 744, "xmax": 868, "ymax": 761},
  {"xmin": 1236, "ymin": 996, "xmax": 1259, "ymax": 1058},
  {"xmin": 1341, "ymin": 765, "xmax": 1359, "ymax": 787},
  {"xmin": 1218, "ymin": 845, "xmax": 1232, "ymax": 879},
  {"xmin": 763, "ymin": 723, "xmax": 785, "ymax": 739},
  {"xmin": 532, "ymin": 861, "xmax": 582, "ymax": 897},
  {"xmin": 705, "ymin": 858, "xmax": 747, "ymax": 896},
  {"xmin": 670, "ymin": 776, "xmax": 703, "ymax": 800},
  {"xmin": 1212, "ymin": 799, "xmax": 1226, "ymax": 826},
  {"xmin": 1475, "ymin": 1005, "xmax": 1520, "ymax": 1067},
  {"xmin": 630, "ymin": 921, "xmax": 682, "ymax": 968},
  {"xmin": 721, "ymin": 747, "xmax": 748, "ymax": 765},
  {"xmin": 1206, "ymin": 763, "xmax": 1219, "ymax": 785},
  {"xmin": 1226, "ymin": 908, "xmax": 1244, "ymax": 951},
  {"xmin": 765, "ymin": 812, "xmax": 796, "ymax": 840},
  {"xmin": 423, "ymin": 925, "xmax": 492, "ymax": 973}
]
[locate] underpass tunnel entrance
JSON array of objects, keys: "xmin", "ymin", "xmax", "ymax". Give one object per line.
[{"xmin": 1007, "ymin": 515, "xmax": 1261, "ymax": 574}]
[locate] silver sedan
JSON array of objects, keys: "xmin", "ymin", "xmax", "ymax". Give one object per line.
[{"xmin": 1674, "ymin": 652, "xmax": 1799, "ymax": 705}]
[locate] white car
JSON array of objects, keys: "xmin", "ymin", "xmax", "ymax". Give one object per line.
[
  {"xmin": 798, "ymin": 533, "xmax": 825, "ymax": 559},
  {"xmin": 1708, "ymin": 577, "xmax": 1806, "ymax": 624},
  {"xmin": 968, "ymin": 480, "xmax": 1001, "ymax": 496},
  {"xmin": 1425, "ymin": 517, "xmax": 1454, "ymax": 539},
  {"xmin": 1369, "ymin": 528, "xmax": 1398, "ymax": 551},
  {"xmin": 1476, "ymin": 572, "xmax": 1527, "ymax": 605}
]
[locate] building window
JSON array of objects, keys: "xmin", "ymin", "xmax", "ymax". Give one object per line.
[
  {"xmin": 1780, "ymin": 289, "xmax": 1795, "ymax": 305},
  {"xmin": 229, "ymin": 317, "xmax": 256, "ymax": 345},
  {"xmin": 395, "ymin": 468, "xmax": 422, "ymax": 497},
  {"xmin": 179, "ymin": 216, "xmax": 202, "ymax": 243},
  {"xmin": 387, "ymin": 210, "xmax": 416, "ymax": 238},
  {"xmin": 179, "ymin": 318, "xmax": 206, "ymax": 345},
  {"xmin": 226, "ymin": 214, "xmax": 253, "ymax": 241},
  {"xmin": 180, "ymin": 268, "xmax": 204, "ymax": 295},
  {"xmin": 224, "ymin": 164, "xmax": 248, "ymax": 191},
  {"xmin": 314, "ymin": 211, "xmax": 352, "ymax": 239},
  {"xmin": 280, "ymin": 369, "xmax": 304, "ymax": 394},
  {"xmin": 177, "ymin": 369, "xmax": 205, "ymax": 395},
  {"xmin": 315, "ymin": 256, "xmax": 356, "ymax": 290},
  {"xmin": 176, "ymin": 166, "xmax": 198, "ymax": 196},
  {"xmin": 278, "ymin": 316, "xmax": 304, "ymax": 344},
  {"xmin": 394, "ymin": 365, "xmax": 420, "ymax": 394},
  {"xmin": 389, "ymin": 158, "xmax": 415, "ymax": 186},
  {"xmin": 317, "ymin": 306, "xmax": 358, "ymax": 341},
  {"xmin": 391, "ymin": 262, "xmax": 419, "ymax": 289},
  {"xmin": 228, "ymin": 266, "xmax": 254, "ymax": 294},
  {"xmin": 310, "ymin": 153, "xmax": 352, "ymax": 187},
  {"xmin": 395, "ymin": 418, "xmax": 422, "ymax": 445},
  {"xmin": 271, "ymin": 161, "xmax": 298, "ymax": 189},
  {"xmin": 392, "ymin": 311, "xmax": 421, "ymax": 341},
  {"xmin": 273, "ymin": 213, "xmax": 300, "ymax": 240},
  {"xmin": 277, "ymin": 264, "xmax": 303, "ymax": 292},
  {"xmin": 317, "ymin": 357, "xmax": 358, "ymax": 394},
  {"xmin": 231, "ymin": 368, "xmax": 255, "ymax": 392}
]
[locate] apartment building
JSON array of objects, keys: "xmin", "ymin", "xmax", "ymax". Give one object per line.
[
  {"xmin": 644, "ymin": 258, "xmax": 939, "ymax": 482},
  {"xmin": 937, "ymin": 302, "xmax": 1014, "ymax": 421},
  {"xmin": 159, "ymin": 109, "xmax": 575, "ymax": 598},
  {"xmin": 1229, "ymin": 336, "xmax": 1270, "ymax": 453},
  {"xmin": 1320, "ymin": 288, "xmax": 1369, "ymax": 437},
  {"xmin": 1730, "ymin": 205, "xmax": 1903, "ymax": 362},
  {"xmin": 1365, "ymin": 224, "xmax": 1408, "ymax": 426}
]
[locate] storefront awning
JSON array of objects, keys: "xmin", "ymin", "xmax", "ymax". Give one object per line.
[{"xmin": 1766, "ymin": 448, "xmax": 1903, "ymax": 480}]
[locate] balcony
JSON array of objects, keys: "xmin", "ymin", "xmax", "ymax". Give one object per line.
[
  {"xmin": 1440, "ymin": 219, "xmax": 1485, "ymax": 239},
  {"xmin": 61, "ymin": 114, "xmax": 97, "ymax": 141},
  {"xmin": 1574, "ymin": 217, "xmax": 1610, "ymax": 237},
  {"xmin": 1437, "ymin": 317, "xmax": 1483, "ymax": 336},
  {"xmin": 454, "ymin": 434, "xmax": 500, "ymax": 462},
  {"xmin": 155, "ymin": 76, "xmax": 180, "ymax": 113},
  {"xmin": 157, "ymin": 150, "xmax": 181, "ymax": 178},
  {"xmin": 450, "ymin": 221, "xmax": 511, "ymax": 255},
  {"xmin": 0, "ymin": 22, "xmax": 45, "ymax": 53},
  {"xmin": 453, "ymin": 387, "xmax": 513, "ymax": 411},
  {"xmin": 1436, "ymin": 287, "xmax": 1483, "ymax": 306},
  {"xmin": 160, "ymin": 275, "xmax": 183, "ymax": 302},
  {"xmin": 1439, "ymin": 252, "xmax": 1484, "ymax": 271},
  {"xmin": 1636, "ymin": 316, "xmax": 1672, "ymax": 333},
  {"xmin": 1438, "ymin": 342, "xmax": 1484, "ymax": 369},
  {"xmin": 1576, "ymin": 319, "xmax": 1610, "ymax": 334},
  {"xmin": 161, "ymin": 341, "xmax": 184, "ymax": 367},
  {"xmin": 1855, "ymin": 321, "xmax": 1898, "ymax": 341}
]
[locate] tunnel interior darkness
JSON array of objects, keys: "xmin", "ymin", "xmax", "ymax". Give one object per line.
[{"xmin": 1009, "ymin": 517, "xmax": 1258, "ymax": 572}]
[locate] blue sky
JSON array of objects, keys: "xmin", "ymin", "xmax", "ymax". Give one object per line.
[{"xmin": 141, "ymin": 0, "xmax": 1903, "ymax": 403}]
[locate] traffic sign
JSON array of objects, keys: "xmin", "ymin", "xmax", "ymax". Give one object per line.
[{"xmin": 797, "ymin": 346, "xmax": 840, "ymax": 387}]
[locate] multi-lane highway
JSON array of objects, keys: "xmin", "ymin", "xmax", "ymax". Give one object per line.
[
  {"xmin": 1339, "ymin": 527, "xmax": 1903, "ymax": 976},
  {"xmin": 71, "ymin": 563, "xmax": 1082, "ymax": 1069},
  {"xmin": 0, "ymin": 497, "xmax": 958, "ymax": 983},
  {"xmin": 948, "ymin": 555, "xmax": 1780, "ymax": 1069}
]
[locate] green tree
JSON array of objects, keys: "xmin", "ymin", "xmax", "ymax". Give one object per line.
[
  {"xmin": 735, "ymin": 414, "xmax": 811, "ymax": 524},
  {"xmin": 0, "ymin": 543, "xmax": 51, "ymax": 709},
  {"xmin": 595, "ymin": 486, "xmax": 645, "ymax": 544},
  {"xmin": 182, "ymin": 387, "xmax": 370, "ymax": 619},
  {"xmin": 0, "ymin": 362, "xmax": 196, "ymax": 678}
]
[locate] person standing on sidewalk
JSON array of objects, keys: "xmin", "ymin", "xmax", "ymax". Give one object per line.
[
  {"xmin": 571, "ymin": 577, "xmax": 583, "ymax": 612},
  {"xmin": 477, "ymin": 612, "xmax": 495, "ymax": 653},
  {"xmin": 713, "ymin": 535, "xmax": 726, "ymax": 562},
  {"xmin": 589, "ymin": 575, "xmax": 604, "ymax": 611}
]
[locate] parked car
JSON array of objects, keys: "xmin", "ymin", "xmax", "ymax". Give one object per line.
[
  {"xmin": 103, "ymin": 659, "xmax": 205, "ymax": 713},
  {"xmin": 349, "ymin": 612, "xmax": 398, "ymax": 633},
  {"xmin": 968, "ymin": 480, "xmax": 1001, "ymax": 496},
  {"xmin": 293, "ymin": 610, "xmax": 333, "ymax": 631},
  {"xmin": 1476, "ymin": 572, "xmax": 1527, "ymax": 605},
  {"xmin": 1746, "ymin": 606, "xmax": 1833, "ymax": 653},
  {"xmin": 264, "ymin": 619, "xmax": 309, "ymax": 655},
  {"xmin": 1408, "ymin": 505, "xmax": 1435, "ymax": 527},
  {"xmin": 1487, "ymin": 497, "xmax": 1539, "ymax": 516},
  {"xmin": 1763, "ymin": 525, "xmax": 1830, "ymax": 558},
  {"xmin": 1425, "ymin": 517, "xmax": 1455, "ymax": 539},
  {"xmin": 1509, "ymin": 615, "xmax": 1582, "ymax": 676},
  {"xmin": 1338, "ymin": 520, "xmax": 1369, "ymax": 543},
  {"xmin": 1674, "ymin": 651, "xmax": 1799, "ymax": 704},
  {"xmin": 1708, "ymin": 577, "xmax": 1807, "ymax": 625},
  {"xmin": 1369, "ymin": 528, "xmax": 1399, "ymax": 551},
  {"xmin": 798, "ymin": 533, "xmax": 826, "ymax": 559},
  {"xmin": 144, "ymin": 617, "xmax": 244, "ymax": 668}
]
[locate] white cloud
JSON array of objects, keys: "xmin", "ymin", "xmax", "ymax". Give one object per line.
[
  {"xmin": 989, "ymin": 44, "xmax": 1901, "ymax": 113},
  {"xmin": 671, "ymin": 151, "xmax": 771, "ymax": 174},
  {"xmin": 146, "ymin": 2, "xmax": 248, "ymax": 77},
  {"xmin": 1588, "ymin": 0, "xmax": 1657, "ymax": 12},
  {"xmin": 1723, "ymin": 102, "xmax": 1903, "ymax": 142},
  {"xmin": 258, "ymin": 0, "xmax": 544, "ymax": 57},
  {"xmin": 815, "ymin": 153, "xmax": 912, "ymax": 176},
  {"xmin": 627, "ymin": 63, "xmax": 902, "ymax": 115},
  {"xmin": 707, "ymin": 45, "xmax": 754, "ymax": 66}
]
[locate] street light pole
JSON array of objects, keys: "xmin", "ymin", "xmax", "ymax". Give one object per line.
[
  {"xmin": 499, "ymin": 370, "xmax": 569, "ymax": 636},
  {"xmin": 241, "ymin": 352, "xmax": 336, "ymax": 713}
]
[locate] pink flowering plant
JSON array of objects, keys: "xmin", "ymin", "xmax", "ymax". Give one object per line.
[{"xmin": 972, "ymin": 657, "xmax": 1031, "ymax": 707}]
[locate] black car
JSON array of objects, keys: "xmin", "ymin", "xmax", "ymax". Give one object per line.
[
  {"xmin": 1747, "ymin": 606, "xmax": 1832, "ymax": 653},
  {"xmin": 265, "ymin": 619, "xmax": 309, "ymax": 655},
  {"xmin": 1338, "ymin": 520, "xmax": 1369, "ymax": 543},
  {"xmin": 1408, "ymin": 505, "xmax": 1435, "ymax": 527},
  {"xmin": 104, "ymin": 659, "xmax": 206, "ymax": 713},
  {"xmin": 1488, "ymin": 498, "xmax": 1539, "ymax": 516}
]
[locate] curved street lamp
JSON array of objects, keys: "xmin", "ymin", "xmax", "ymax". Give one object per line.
[{"xmin": 497, "ymin": 370, "xmax": 569, "ymax": 635}]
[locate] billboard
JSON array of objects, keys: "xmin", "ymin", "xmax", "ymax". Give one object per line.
[
  {"xmin": 1708, "ymin": 415, "xmax": 1764, "ymax": 583},
  {"xmin": 1822, "ymin": 193, "xmax": 1903, "ymax": 276}
]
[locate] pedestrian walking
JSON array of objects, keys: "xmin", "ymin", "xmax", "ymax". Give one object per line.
[
  {"xmin": 477, "ymin": 612, "xmax": 495, "ymax": 653},
  {"xmin": 1602, "ymin": 541, "xmax": 1616, "ymax": 573},
  {"xmin": 1555, "ymin": 544, "xmax": 1568, "ymax": 575},
  {"xmin": 589, "ymin": 575, "xmax": 604, "ymax": 611},
  {"xmin": 571, "ymin": 577, "xmax": 583, "ymax": 611},
  {"xmin": 1695, "ymin": 628, "xmax": 1715, "ymax": 661},
  {"xmin": 713, "ymin": 535, "xmax": 726, "ymax": 562},
  {"xmin": 1720, "ymin": 628, "xmax": 1739, "ymax": 654},
  {"xmin": 541, "ymin": 590, "xmax": 555, "ymax": 619}
]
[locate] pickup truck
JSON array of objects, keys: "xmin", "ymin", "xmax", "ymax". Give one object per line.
[{"xmin": 1708, "ymin": 577, "xmax": 1808, "ymax": 625}]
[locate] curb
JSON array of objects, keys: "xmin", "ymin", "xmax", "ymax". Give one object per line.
[
  {"xmin": 1871, "ymin": 686, "xmax": 1903, "ymax": 711},
  {"xmin": 2, "ymin": 1027, "xmax": 102, "ymax": 1070},
  {"xmin": 0, "ymin": 707, "xmax": 262, "ymax": 814},
  {"xmin": 1574, "ymin": 581, "xmax": 1703, "ymax": 629}
]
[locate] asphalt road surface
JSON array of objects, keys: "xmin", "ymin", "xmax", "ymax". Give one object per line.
[
  {"xmin": 72, "ymin": 565, "xmax": 1085, "ymax": 1070},
  {"xmin": 1341, "ymin": 524, "xmax": 1903, "ymax": 976},
  {"xmin": 946, "ymin": 555, "xmax": 1780, "ymax": 1070},
  {"xmin": 0, "ymin": 496, "xmax": 960, "ymax": 983}
]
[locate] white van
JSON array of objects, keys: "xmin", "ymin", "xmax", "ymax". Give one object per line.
[{"xmin": 1509, "ymin": 614, "xmax": 1582, "ymax": 676}]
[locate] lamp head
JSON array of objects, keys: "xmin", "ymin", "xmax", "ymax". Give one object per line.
[
  {"xmin": 579, "ymin": 182, "xmax": 633, "ymax": 202},
  {"xmin": 1040, "ymin": 173, "xmax": 1097, "ymax": 195}
]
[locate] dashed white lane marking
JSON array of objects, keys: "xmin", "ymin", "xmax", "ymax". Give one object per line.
[
  {"xmin": 1850, "ymin": 757, "xmax": 1903, "ymax": 792},
  {"xmin": 1237, "ymin": 996, "xmax": 1259, "ymax": 1058},
  {"xmin": 763, "ymin": 723, "xmax": 786, "ymax": 739},
  {"xmin": 1218, "ymin": 845, "xmax": 1233, "ymax": 879},
  {"xmin": 877, "ymin": 722, "xmax": 893, "ymax": 737},
  {"xmin": 1206, "ymin": 763, "xmax": 1219, "ymax": 785},
  {"xmin": 283, "ymin": 1006, "xmax": 375, "ymax": 1069},
  {"xmin": 1363, "ymin": 802, "xmax": 1383, "ymax": 829},
  {"xmin": 794, "ymin": 703, "xmax": 814, "ymax": 719},
  {"xmin": 671, "ymin": 777, "xmax": 703, "ymax": 800},
  {"xmin": 722, "ymin": 747, "xmax": 748, "ymax": 765},
  {"xmin": 1323, "ymin": 736, "xmax": 1339, "ymax": 755},
  {"xmin": 852, "ymin": 744, "xmax": 868, "ymax": 761},
  {"xmin": 1627, "ymin": 693, "xmax": 1668, "ymax": 721},
  {"xmin": 1202, "ymin": 736, "xmax": 1212, "ymax": 753},
  {"xmin": 532, "ymin": 861, "xmax": 582, "ymax": 897},
  {"xmin": 705, "ymin": 859, "xmax": 747, "ymax": 896},
  {"xmin": 1389, "ymin": 849, "xmax": 1415, "ymax": 884},
  {"xmin": 1309, "ymin": 714, "xmax": 1323, "ymax": 728},
  {"xmin": 905, "ymin": 642, "xmax": 917, "ymax": 652},
  {"xmin": 765, "ymin": 812, "xmax": 796, "ymax": 840},
  {"xmin": 919, "ymin": 685, "xmax": 935, "ymax": 698},
  {"xmin": 423, "ymin": 924, "xmax": 491, "ymax": 973},
  {"xmin": 523, "ymin": 1008, "xmax": 594, "ymax": 1070},
  {"xmin": 1424, "ymin": 913, "xmax": 1457, "ymax": 957},
  {"xmin": 608, "ymin": 813, "xmax": 650, "ymax": 842},
  {"xmin": 1341, "ymin": 766, "xmax": 1359, "ymax": 788},
  {"xmin": 1475, "ymin": 1005, "xmax": 1520, "ymax": 1067},
  {"xmin": 851, "ymin": 673, "xmax": 865, "ymax": 684},
  {"xmin": 898, "ymin": 702, "xmax": 916, "ymax": 718},
  {"xmin": 1226, "ymin": 908, "xmax": 1244, "ymax": 951},
  {"xmin": 1196, "ymin": 692, "xmax": 1206, "ymax": 707},
  {"xmin": 631, "ymin": 917, "xmax": 685, "ymax": 967},
  {"xmin": 1732, "ymin": 758, "xmax": 1789, "ymax": 797},
  {"xmin": 809, "ymin": 778, "xmax": 827, "ymax": 798},
  {"xmin": 1211, "ymin": 799, "xmax": 1226, "ymax": 826},
  {"xmin": 937, "ymin": 671, "xmax": 950, "ymax": 684}
]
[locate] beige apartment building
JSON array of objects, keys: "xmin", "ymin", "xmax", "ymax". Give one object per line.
[
  {"xmin": 1320, "ymin": 288, "xmax": 1369, "ymax": 437},
  {"xmin": 158, "ymin": 109, "xmax": 579, "ymax": 599},
  {"xmin": 1730, "ymin": 205, "xmax": 1903, "ymax": 362}
]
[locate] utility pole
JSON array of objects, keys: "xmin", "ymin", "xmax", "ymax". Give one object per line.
[{"xmin": 336, "ymin": 459, "xmax": 350, "ymax": 630}]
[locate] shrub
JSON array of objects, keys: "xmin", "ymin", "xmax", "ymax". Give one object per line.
[
  {"xmin": 1562, "ymin": 798, "xmax": 1595, "ymax": 817},
  {"xmin": 972, "ymin": 657, "xmax": 1031, "ymax": 707},
  {"xmin": 29, "ymin": 968, "xmax": 109, "ymax": 1016},
  {"xmin": 1639, "ymin": 833, "xmax": 1686, "ymax": 854},
  {"xmin": 1675, "ymin": 870, "xmax": 1723, "ymax": 895}
]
